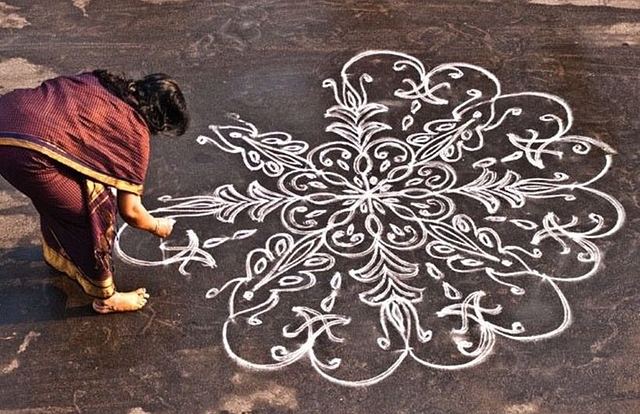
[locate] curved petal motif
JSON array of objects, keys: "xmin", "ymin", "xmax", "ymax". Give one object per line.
[{"xmin": 115, "ymin": 50, "xmax": 625, "ymax": 386}]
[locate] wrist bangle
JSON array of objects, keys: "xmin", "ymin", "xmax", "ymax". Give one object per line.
[{"xmin": 153, "ymin": 218, "xmax": 159, "ymax": 233}]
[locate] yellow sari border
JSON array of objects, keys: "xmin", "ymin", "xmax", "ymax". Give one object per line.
[
  {"xmin": 42, "ymin": 238, "xmax": 116, "ymax": 299},
  {"xmin": 0, "ymin": 138, "xmax": 144, "ymax": 195}
]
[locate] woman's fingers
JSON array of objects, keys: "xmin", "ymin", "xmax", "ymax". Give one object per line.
[
  {"xmin": 155, "ymin": 217, "xmax": 175, "ymax": 237},
  {"xmin": 163, "ymin": 218, "xmax": 175, "ymax": 236}
]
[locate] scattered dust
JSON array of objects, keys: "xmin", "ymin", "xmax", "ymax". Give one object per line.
[
  {"xmin": 0, "ymin": 190, "xmax": 30, "ymax": 208},
  {"xmin": 577, "ymin": 22, "xmax": 640, "ymax": 46},
  {"xmin": 0, "ymin": 3, "xmax": 29, "ymax": 29},
  {"xmin": 17, "ymin": 331, "xmax": 40, "ymax": 354},
  {"xmin": 505, "ymin": 402, "xmax": 540, "ymax": 413},
  {"xmin": 230, "ymin": 372, "xmax": 243, "ymax": 385},
  {"xmin": 72, "ymin": 0, "xmax": 90, "ymax": 16},
  {"xmin": 0, "ymin": 331, "xmax": 37, "ymax": 375},
  {"xmin": 0, "ymin": 358, "xmax": 19, "ymax": 374},
  {"xmin": 0, "ymin": 214, "xmax": 40, "ymax": 248},
  {"xmin": 127, "ymin": 408, "xmax": 152, "ymax": 414},
  {"xmin": 174, "ymin": 347, "xmax": 224, "ymax": 378},
  {"xmin": 611, "ymin": 319, "xmax": 640, "ymax": 396},
  {"xmin": 0, "ymin": 409, "xmax": 75, "ymax": 413},
  {"xmin": 217, "ymin": 379, "xmax": 299, "ymax": 412},
  {"xmin": 0, "ymin": 58, "xmax": 58, "ymax": 94},
  {"xmin": 532, "ymin": 0, "xmax": 640, "ymax": 8},
  {"xmin": 477, "ymin": 0, "xmax": 640, "ymax": 8},
  {"xmin": 140, "ymin": 0, "xmax": 189, "ymax": 4}
]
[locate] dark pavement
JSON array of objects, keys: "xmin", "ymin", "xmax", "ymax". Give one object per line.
[{"xmin": 0, "ymin": 1, "xmax": 639, "ymax": 413}]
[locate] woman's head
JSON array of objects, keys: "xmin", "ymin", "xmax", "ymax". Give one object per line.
[
  {"xmin": 94, "ymin": 70, "xmax": 189, "ymax": 136},
  {"xmin": 132, "ymin": 74, "xmax": 189, "ymax": 136}
]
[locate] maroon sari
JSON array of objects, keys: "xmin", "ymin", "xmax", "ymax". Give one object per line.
[{"xmin": 0, "ymin": 73, "xmax": 150, "ymax": 298}]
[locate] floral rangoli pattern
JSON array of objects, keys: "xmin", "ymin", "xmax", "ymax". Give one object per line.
[{"xmin": 115, "ymin": 51, "xmax": 625, "ymax": 386}]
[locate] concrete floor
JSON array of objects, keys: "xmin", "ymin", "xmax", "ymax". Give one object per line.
[{"xmin": 0, "ymin": 1, "xmax": 639, "ymax": 413}]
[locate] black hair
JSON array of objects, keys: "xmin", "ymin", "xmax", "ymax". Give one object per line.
[{"xmin": 93, "ymin": 70, "xmax": 189, "ymax": 136}]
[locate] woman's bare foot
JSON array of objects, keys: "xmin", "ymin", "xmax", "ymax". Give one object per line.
[{"xmin": 92, "ymin": 288, "xmax": 150, "ymax": 314}]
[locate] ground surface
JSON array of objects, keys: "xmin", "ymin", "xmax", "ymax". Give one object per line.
[{"xmin": 0, "ymin": 1, "xmax": 639, "ymax": 413}]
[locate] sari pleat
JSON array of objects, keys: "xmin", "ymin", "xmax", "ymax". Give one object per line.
[{"xmin": 0, "ymin": 146, "xmax": 116, "ymax": 298}]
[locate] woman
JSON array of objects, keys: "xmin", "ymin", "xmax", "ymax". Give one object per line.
[{"xmin": 0, "ymin": 70, "xmax": 189, "ymax": 314}]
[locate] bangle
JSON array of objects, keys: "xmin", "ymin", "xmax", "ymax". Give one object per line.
[{"xmin": 153, "ymin": 218, "xmax": 159, "ymax": 233}]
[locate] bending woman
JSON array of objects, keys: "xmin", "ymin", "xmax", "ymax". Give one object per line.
[{"xmin": 0, "ymin": 70, "xmax": 189, "ymax": 314}]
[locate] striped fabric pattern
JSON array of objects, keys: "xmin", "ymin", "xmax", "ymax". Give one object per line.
[{"xmin": 0, "ymin": 73, "xmax": 150, "ymax": 194}]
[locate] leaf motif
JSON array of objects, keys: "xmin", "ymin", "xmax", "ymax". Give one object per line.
[
  {"xmin": 411, "ymin": 100, "xmax": 422, "ymax": 114},
  {"xmin": 425, "ymin": 262, "xmax": 445, "ymax": 280},
  {"xmin": 402, "ymin": 115, "xmax": 414, "ymax": 131},
  {"xmin": 302, "ymin": 253, "xmax": 334, "ymax": 272},
  {"xmin": 202, "ymin": 236, "xmax": 230, "ymax": 249},
  {"xmin": 282, "ymin": 144, "xmax": 307, "ymax": 153},
  {"xmin": 279, "ymin": 275, "xmax": 305, "ymax": 287},
  {"xmin": 321, "ymin": 294, "xmax": 336, "ymax": 313},
  {"xmin": 501, "ymin": 151, "xmax": 523, "ymax": 163},
  {"xmin": 509, "ymin": 219, "xmax": 538, "ymax": 230},
  {"xmin": 330, "ymin": 272, "xmax": 342, "ymax": 290},
  {"xmin": 460, "ymin": 258, "xmax": 484, "ymax": 267},
  {"xmin": 443, "ymin": 282, "xmax": 463, "ymax": 300},
  {"xmin": 232, "ymin": 229, "xmax": 258, "ymax": 240}
]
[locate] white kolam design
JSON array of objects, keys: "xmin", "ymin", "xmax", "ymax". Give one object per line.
[{"xmin": 115, "ymin": 51, "xmax": 625, "ymax": 386}]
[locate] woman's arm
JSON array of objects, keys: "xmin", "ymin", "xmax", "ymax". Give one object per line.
[{"xmin": 117, "ymin": 191, "xmax": 173, "ymax": 237}]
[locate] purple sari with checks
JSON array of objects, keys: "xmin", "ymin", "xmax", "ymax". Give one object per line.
[{"xmin": 0, "ymin": 74, "xmax": 150, "ymax": 298}]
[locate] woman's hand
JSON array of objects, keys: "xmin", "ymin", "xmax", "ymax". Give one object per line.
[
  {"xmin": 152, "ymin": 217, "xmax": 175, "ymax": 238},
  {"xmin": 117, "ymin": 191, "xmax": 174, "ymax": 238}
]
